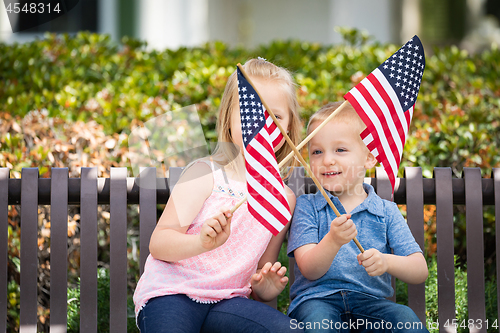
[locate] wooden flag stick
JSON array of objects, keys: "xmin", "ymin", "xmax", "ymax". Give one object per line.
[{"xmin": 234, "ymin": 65, "xmax": 364, "ymax": 252}]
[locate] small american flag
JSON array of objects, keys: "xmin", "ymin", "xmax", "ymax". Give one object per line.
[
  {"xmin": 344, "ymin": 35, "xmax": 425, "ymax": 193},
  {"xmin": 237, "ymin": 67, "xmax": 291, "ymax": 236}
]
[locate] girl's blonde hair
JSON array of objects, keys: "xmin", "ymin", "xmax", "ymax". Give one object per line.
[{"xmin": 212, "ymin": 58, "xmax": 301, "ymax": 176}]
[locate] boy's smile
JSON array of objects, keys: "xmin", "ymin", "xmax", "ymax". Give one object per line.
[{"xmin": 321, "ymin": 170, "xmax": 341, "ymax": 177}]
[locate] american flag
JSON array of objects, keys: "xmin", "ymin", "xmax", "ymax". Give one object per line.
[
  {"xmin": 344, "ymin": 35, "xmax": 425, "ymax": 193},
  {"xmin": 237, "ymin": 67, "xmax": 291, "ymax": 236}
]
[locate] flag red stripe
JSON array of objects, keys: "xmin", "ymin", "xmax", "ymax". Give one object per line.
[
  {"xmin": 246, "ymin": 135, "xmax": 284, "ymax": 184},
  {"xmin": 265, "ymin": 112, "xmax": 283, "ymax": 149},
  {"xmin": 355, "ymin": 82, "xmax": 402, "ymax": 167},
  {"xmin": 405, "ymin": 106, "xmax": 413, "ymax": 130},
  {"xmin": 366, "ymin": 74, "xmax": 407, "ymax": 145},
  {"xmin": 247, "ymin": 183, "xmax": 289, "ymax": 225},
  {"xmin": 360, "ymin": 118, "xmax": 397, "ymax": 186},
  {"xmin": 346, "ymin": 91, "xmax": 397, "ymax": 187},
  {"xmin": 247, "ymin": 205, "xmax": 280, "ymax": 236},
  {"xmin": 245, "ymin": 160, "xmax": 290, "ymax": 209},
  {"xmin": 381, "ymin": 159, "xmax": 396, "ymax": 190}
]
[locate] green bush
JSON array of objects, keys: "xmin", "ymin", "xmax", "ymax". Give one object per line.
[
  {"xmin": 396, "ymin": 256, "xmax": 498, "ymax": 333},
  {"xmin": 1, "ymin": 31, "xmax": 499, "ymax": 178},
  {"xmin": 67, "ymin": 268, "xmax": 138, "ymax": 333},
  {"xmin": 2, "ymin": 30, "xmax": 500, "ymax": 331}
]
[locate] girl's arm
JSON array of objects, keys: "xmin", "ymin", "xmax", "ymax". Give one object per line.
[
  {"xmin": 149, "ymin": 162, "xmax": 217, "ymax": 262},
  {"xmin": 357, "ymin": 250, "xmax": 428, "ymax": 284}
]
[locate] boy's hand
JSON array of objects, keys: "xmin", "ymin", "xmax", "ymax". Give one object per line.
[
  {"xmin": 199, "ymin": 209, "xmax": 232, "ymax": 251},
  {"xmin": 328, "ymin": 214, "xmax": 357, "ymax": 247},
  {"xmin": 357, "ymin": 249, "xmax": 388, "ymax": 276},
  {"xmin": 251, "ymin": 262, "xmax": 288, "ymax": 302}
]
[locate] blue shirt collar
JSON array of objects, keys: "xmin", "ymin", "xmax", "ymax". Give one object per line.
[{"xmin": 313, "ymin": 183, "xmax": 385, "ymax": 217}]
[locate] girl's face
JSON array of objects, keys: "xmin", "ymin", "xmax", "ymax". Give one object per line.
[{"xmin": 230, "ymin": 77, "xmax": 290, "ymax": 152}]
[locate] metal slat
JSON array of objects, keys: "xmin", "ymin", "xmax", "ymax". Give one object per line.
[
  {"xmin": 139, "ymin": 167, "xmax": 157, "ymax": 275},
  {"xmin": 50, "ymin": 169, "xmax": 69, "ymax": 333},
  {"xmin": 404, "ymin": 167, "xmax": 425, "ymax": 322},
  {"xmin": 434, "ymin": 168, "xmax": 456, "ymax": 331},
  {"xmin": 493, "ymin": 168, "xmax": 500, "ymax": 329},
  {"xmin": 286, "ymin": 167, "xmax": 306, "ymax": 289},
  {"xmin": 0, "ymin": 169, "xmax": 9, "ymax": 333},
  {"xmin": 168, "ymin": 167, "xmax": 184, "ymax": 193},
  {"xmin": 20, "ymin": 168, "xmax": 39, "ymax": 333},
  {"xmin": 375, "ymin": 167, "xmax": 396, "ymax": 302},
  {"xmin": 110, "ymin": 168, "xmax": 128, "ymax": 333},
  {"xmin": 80, "ymin": 168, "xmax": 98, "ymax": 333},
  {"xmin": 464, "ymin": 168, "xmax": 486, "ymax": 331}
]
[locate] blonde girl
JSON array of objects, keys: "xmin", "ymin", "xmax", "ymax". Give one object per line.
[{"xmin": 133, "ymin": 58, "xmax": 303, "ymax": 333}]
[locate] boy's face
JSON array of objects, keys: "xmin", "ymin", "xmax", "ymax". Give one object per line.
[{"xmin": 308, "ymin": 120, "xmax": 376, "ymax": 196}]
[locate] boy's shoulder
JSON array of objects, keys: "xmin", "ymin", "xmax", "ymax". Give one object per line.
[
  {"xmin": 361, "ymin": 183, "xmax": 401, "ymax": 219},
  {"xmin": 295, "ymin": 192, "xmax": 324, "ymax": 206},
  {"xmin": 294, "ymin": 192, "xmax": 323, "ymax": 215}
]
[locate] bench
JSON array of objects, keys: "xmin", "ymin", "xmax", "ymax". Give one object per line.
[{"xmin": 1, "ymin": 166, "xmax": 499, "ymax": 332}]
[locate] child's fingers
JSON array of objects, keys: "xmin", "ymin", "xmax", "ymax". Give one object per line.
[
  {"xmin": 270, "ymin": 262, "xmax": 282, "ymax": 272},
  {"xmin": 347, "ymin": 226, "xmax": 358, "ymax": 239},
  {"xmin": 251, "ymin": 272, "xmax": 262, "ymax": 283},
  {"xmin": 222, "ymin": 217, "xmax": 232, "ymax": 233},
  {"xmin": 358, "ymin": 250, "xmax": 378, "ymax": 268},
  {"xmin": 358, "ymin": 249, "xmax": 375, "ymax": 261},
  {"xmin": 277, "ymin": 266, "xmax": 287, "ymax": 276},
  {"xmin": 207, "ymin": 218, "xmax": 223, "ymax": 234},
  {"xmin": 341, "ymin": 220, "xmax": 355, "ymax": 233},
  {"xmin": 213, "ymin": 213, "xmax": 228, "ymax": 228},
  {"xmin": 220, "ymin": 206, "xmax": 232, "ymax": 220},
  {"xmin": 201, "ymin": 224, "xmax": 217, "ymax": 238},
  {"xmin": 332, "ymin": 214, "xmax": 352, "ymax": 227},
  {"xmin": 261, "ymin": 262, "xmax": 273, "ymax": 274}
]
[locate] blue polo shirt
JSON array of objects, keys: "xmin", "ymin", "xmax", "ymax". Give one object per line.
[{"xmin": 287, "ymin": 183, "xmax": 422, "ymax": 315}]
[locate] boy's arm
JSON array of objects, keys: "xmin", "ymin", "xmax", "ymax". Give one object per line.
[
  {"xmin": 294, "ymin": 214, "xmax": 356, "ymax": 281},
  {"xmin": 357, "ymin": 250, "xmax": 428, "ymax": 284},
  {"xmin": 356, "ymin": 200, "xmax": 428, "ymax": 284},
  {"xmin": 385, "ymin": 252, "xmax": 428, "ymax": 284}
]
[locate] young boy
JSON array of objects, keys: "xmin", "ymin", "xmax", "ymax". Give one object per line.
[{"xmin": 287, "ymin": 102, "xmax": 429, "ymax": 332}]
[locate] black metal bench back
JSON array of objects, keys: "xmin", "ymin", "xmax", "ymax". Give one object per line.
[{"xmin": 1, "ymin": 166, "xmax": 499, "ymax": 332}]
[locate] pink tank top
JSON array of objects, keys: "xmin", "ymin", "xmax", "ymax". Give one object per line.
[{"xmin": 133, "ymin": 160, "xmax": 273, "ymax": 317}]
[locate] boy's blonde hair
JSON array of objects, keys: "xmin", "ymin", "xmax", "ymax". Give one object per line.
[
  {"xmin": 212, "ymin": 58, "xmax": 301, "ymax": 175},
  {"xmin": 307, "ymin": 102, "xmax": 365, "ymax": 136},
  {"xmin": 306, "ymin": 102, "xmax": 370, "ymax": 152}
]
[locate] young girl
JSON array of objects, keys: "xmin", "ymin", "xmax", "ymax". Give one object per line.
[{"xmin": 133, "ymin": 58, "xmax": 303, "ymax": 333}]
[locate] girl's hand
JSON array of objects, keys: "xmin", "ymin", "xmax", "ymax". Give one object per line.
[
  {"xmin": 251, "ymin": 262, "xmax": 288, "ymax": 302},
  {"xmin": 199, "ymin": 209, "xmax": 232, "ymax": 251},
  {"xmin": 357, "ymin": 248, "xmax": 388, "ymax": 276},
  {"xmin": 327, "ymin": 214, "xmax": 357, "ymax": 248}
]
